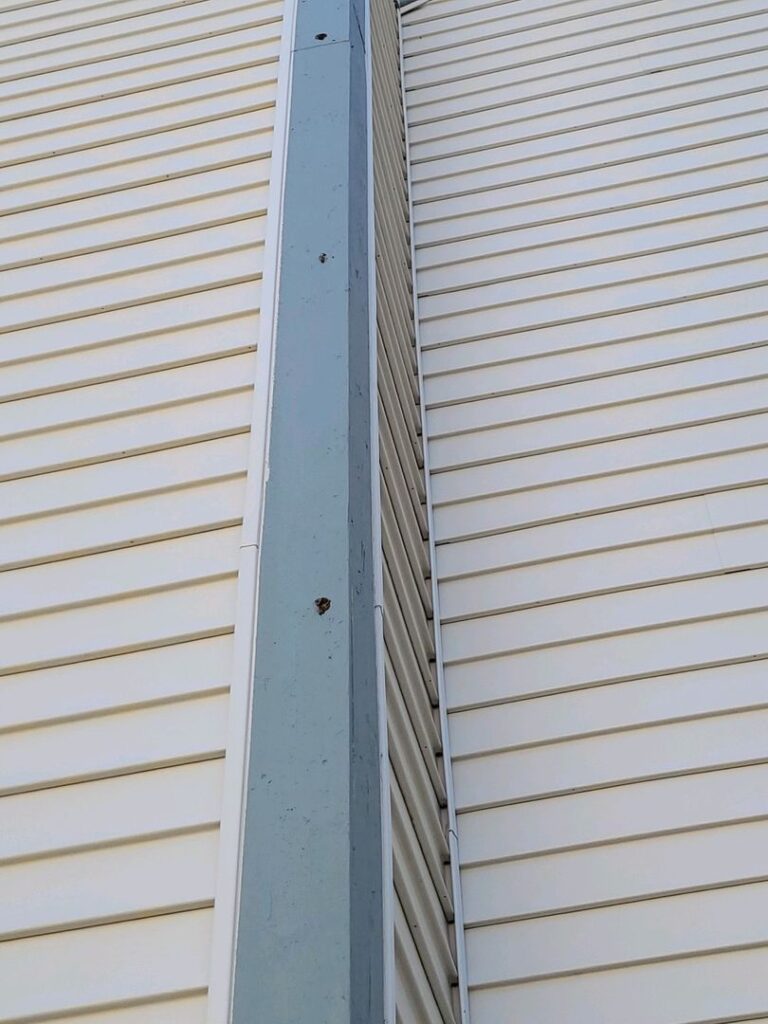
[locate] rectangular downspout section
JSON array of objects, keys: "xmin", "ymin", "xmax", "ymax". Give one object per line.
[{"xmin": 232, "ymin": 2, "xmax": 383, "ymax": 1021}]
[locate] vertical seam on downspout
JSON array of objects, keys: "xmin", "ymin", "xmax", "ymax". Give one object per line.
[
  {"xmin": 396, "ymin": 9, "xmax": 472, "ymax": 1022},
  {"xmin": 205, "ymin": 2, "xmax": 299, "ymax": 1018},
  {"xmin": 367, "ymin": 3, "xmax": 397, "ymax": 1021}
]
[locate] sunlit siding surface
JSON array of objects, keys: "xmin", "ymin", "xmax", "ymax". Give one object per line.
[
  {"xmin": 402, "ymin": 0, "xmax": 768, "ymax": 1020},
  {"xmin": 0, "ymin": 0, "xmax": 283, "ymax": 1019},
  {"xmin": 372, "ymin": 0, "xmax": 458, "ymax": 1020}
]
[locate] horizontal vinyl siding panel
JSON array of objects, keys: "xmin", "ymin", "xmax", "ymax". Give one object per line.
[
  {"xmin": 0, "ymin": 64, "xmax": 277, "ymax": 161},
  {"xmin": 418, "ymin": 216, "xmax": 768, "ymax": 302},
  {"xmin": 381, "ymin": 470, "xmax": 431, "ymax": 613},
  {"xmin": 0, "ymin": 354, "xmax": 255, "ymax": 447},
  {"xmin": 0, "ymin": 910, "xmax": 213, "ymax": 1023},
  {"xmin": 428, "ymin": 379, "xmax": 768, "ymax": 471},
  {"xmin": 403, "ymin": 0, "xmax": 768, "ymax": 1020},
  {"xmin": 438, "ymin": 522, "xmax": 768, "ymax": 621},
  {"xmin": 31, "ymin": 998, "xmax": 208, "ymax": 1024},
  {"xmin": 423, "ymin": 322, "xmax": 768, "ymax": 414},
  {"xmin": 458, "ymin": 760, "xmax": 768, "ymax": 866},
  {"xmin": 395, "ymin": 894, "xmax": 445, "ymax": 1024},
  {"xmin": 0, "ymin": 2, "xmax": 282, "ymax": 82},
  {"xmin": 432, "ymin": 446, "xmax": 768, "ymax": 545},
  {"xmin": 1, "ymin": 42, "xmax": 279, "ymax": 120},
  {"xmin": 409, "ymin": 53, "xmax": 768, "ymax": 151},
  {"xmin": 410, "ymin": 76, "xmax": 768, "ymax": 178},
  {"xmin": 0, "ymin": 477, "xmax": 247, "ymax": 572},
  {"xmin": 452, "ymin": 707, "xmax": 768, "ymax": 810},
  {"xmin": 0, "ymin": 525, "xmax": 240, "ymax": 622},
  {"xmin": 387, "ymin": 671, "xmax": 450, "ymax": 883},
  {"xmin": 1, "ymin": 102, "xmax": 273, "ymax": 184},
  {"xmin": 0, "ymin": 284, "xmax": 260, "ymax": 364},
  {"xmin": 449, "ymin": 658, "xmax": 768, "ymax": 758},
  {"xmin": 440, "ymin": 567, "xmax": 768, "ymax": 665},
  {"xmin": 469, "ymin": 947, "xmax": 768, "ymax": 1024},
  {"xmin": 410, "ymin": 103, "xmax": 768, "ymax": 207},
  {"xmin": 402, "ymin": 0, "xmax": 753, "ymax": 59},
  {"xmin": 0, "ymin": 635, "xmax": 233, "ymax": 731},
  {"xmin": 415, "ymin": 144, "xmax": 768, "ymax": 250},
  {"xmin": 0, "ymin": 180, "xmax": 269, "ymax": 271},
  {"xmin": 0, "ymin": 232, "xmax": 264, "ymax": 336},
  {"xmin": 387, "ymin": 652, "xmax": 445, "ymax": 812},
  {"xmin": 0, "ymin": 321, "xmax": 259, "ymax": 403},
  {"xmin": 418, "ymin": 248, "xmax": 768, "ymax": 350},
  {"xmin": 0, "ymin": 433, "xmax": 250, "ymax": 524},
  {"xmin": 385, "ymin": 639, "xmax": 441, "ymax": 767},
  {"xmin": 420, "ymin": 161, "xmax": 768, "ymax": 240},
  {"xmin": 420, "ymin": 285, "xmax": 768, "ymax": 379},
  {"xmin": 435, "ymin": 482, "xmax": 768, "ymax": 580},
  {"xmin": 0, "ymin": 118, "xmax": 273, "ymax": 213},
  {"xmin": 408, "ymin": 25, "xmax": 768, "ymax": 128},
  {"xmin": 0, "ymin": 828, "xmax": 219, "ymax": 941},
  {"xmin": 409, "ymin": 55, "xmax": 768, "ymax": 161},
  {"xmin": 0, "ymin": 389, "xmax": 254, "ymax": 482},
  {"xmin": 426, "ymin": 335, "xmax": 768, "ymax": 425},
  {"xmin": 0, "ymin": 0, "xmax": 219, "ymax": 45},
  {"xmin": 0, "ymin": 761, "xmax": 225, "ymax": 864},
  {"xmin": 466, "ymin": 881, "xmax": 768, "ymax": 986},
  {"xmin": 403, "ymin": 0, "xmax": 764, "ymax": 88},
  {"xmin": 0, "ymin": 0, "xmax": 284, "ymax": 1018},
  {"xmin": 444, "ymin": 607, "xmax": 768, "ymax": 711},
  {"xmin": 417, "ymin": 183, "xmax": 768, "ymax": 290},
  {"xmin": 3, "ymin": 693, "xmax": 229, "ymax": 796},
  {"xmin": 392, "ymin": 772, "xmax": 456, "ymax": 1020},
  {"xmin": 384, "ymin": 557, "xmax": 435, "ymax": 704},
  {"xmin": 0, "ymin": 28, "xmax": 280, "ymax": 117},
  {"xmin": 461, "ymin": 818, "xmax": 768, "ymax": 925}
]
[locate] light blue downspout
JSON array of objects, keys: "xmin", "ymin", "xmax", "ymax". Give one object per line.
[{"xmin": 231, "ymin": 1, "xmax": 383, "ymax": 1021}]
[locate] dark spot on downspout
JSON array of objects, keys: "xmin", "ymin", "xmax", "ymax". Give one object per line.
[{"xmin": 315, "ymin": 597, "xmax": 332, "ymax": 615}]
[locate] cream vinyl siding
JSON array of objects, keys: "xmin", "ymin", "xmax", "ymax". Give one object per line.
[
  {"xmin": 372, "ymin": 1, "xmax": 458, "ymax": 1020},
  {"xmin": 0, "ymin": 0, "xmax": 283, "ymax": 1019},
  {"xmin": 402, "ymin": 0, "xmax": 768, "ymax": 1021}
]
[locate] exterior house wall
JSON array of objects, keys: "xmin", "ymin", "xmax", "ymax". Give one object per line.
[
  {"xmin": 402, "ymin": 0, "xmax": 768, "ymax": 1020},
  {"xmin": 0, "ymin": 1, "xmax": 285, "ymax": 1019},
  {"xmin": 6, "ymin": 0, "xmax": 768, "ymax": 1019}
]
